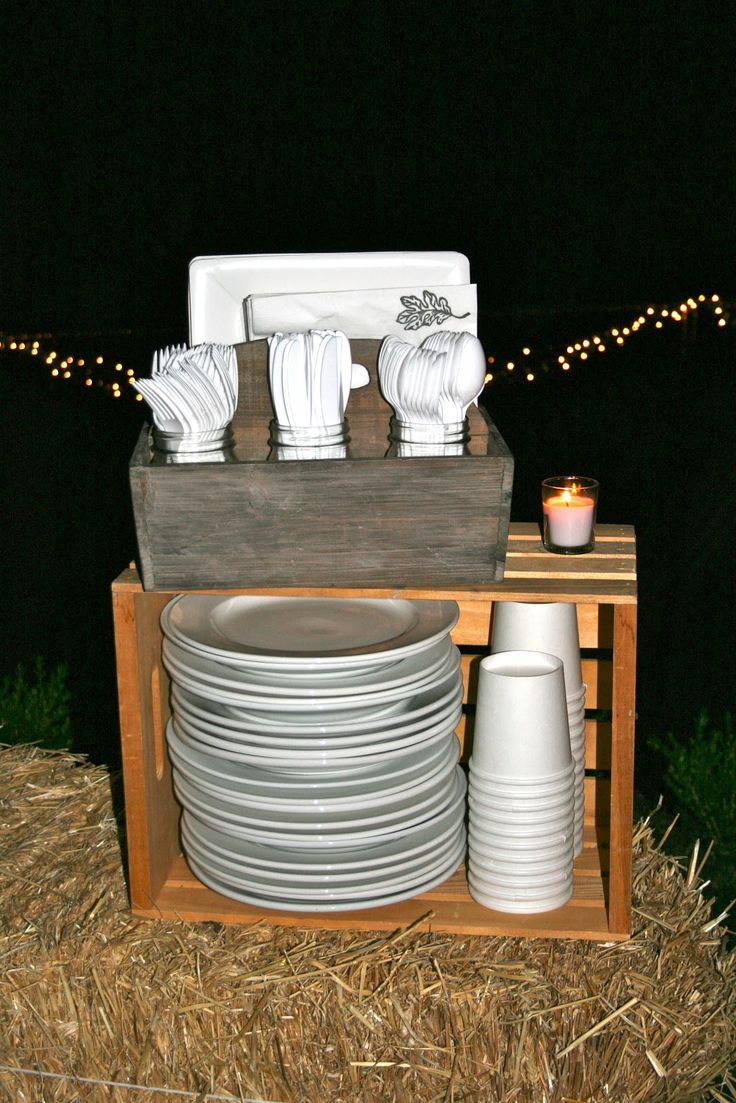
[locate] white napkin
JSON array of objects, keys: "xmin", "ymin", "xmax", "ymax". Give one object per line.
[{"xmin": 245, "ymin": 284, "xmax": 477, "ymax": 345}]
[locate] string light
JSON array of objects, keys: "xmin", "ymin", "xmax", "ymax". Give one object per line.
[
  {"xmin": 0, "ymin": 291, "xmax": 731, "ymax": 400},
  {"xmin": 485, "ymin": 292, "xmax": 730, "ymax": 387},
  {"xmin": 0, "ymin": 330, "xmax": 144, "ymax": 400}
]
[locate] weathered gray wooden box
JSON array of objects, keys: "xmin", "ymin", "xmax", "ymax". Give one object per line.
[{"xmin": 129, "ymin": 339, "xmax": 514, "ymax": 590}]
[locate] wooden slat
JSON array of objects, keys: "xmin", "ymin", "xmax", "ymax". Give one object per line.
[
  {"xmin": 585, "ymin": 720, "xmax": 612, "ymax": 770},
  {"xmin": 577, "ymin": 603, "xmax": 613, "ymax": 649},
  {"xmin": 608, "ymin": 605, "xmax": 637, "ymax": 935},
  {"xmin": 580, "ymin": 658, "xmax": 612, "ymax": 710},
  {"xmin": 584, "ymin": 776, "xmax": 612, "ymax": 820},
  {"xmin": 504, "ymin": 557, "xmax": 636, "ymax": 581},
  {"xmin": 113, "ymin": 523, "xmax": 637, "ymax": 605},
  {"xmin": 137, "ymin": 824, "xmax": 618, "ymax": 940},
  {"xmin": 113, "ymin": 521, "xmax": 636, "ymax": 941}
]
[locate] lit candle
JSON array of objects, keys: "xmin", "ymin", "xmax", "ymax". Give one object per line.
[{"xmin": 542, "ymin": 477, "xmax": 599, "ymax": 553}]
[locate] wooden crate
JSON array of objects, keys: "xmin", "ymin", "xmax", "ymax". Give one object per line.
[
  {"xmin": 112, "ymin": 522, "xmax": 637, "ymax": 940},
  {"xmin": 129, "ymin": 339, "xmax": 514, "ymax": 591}
]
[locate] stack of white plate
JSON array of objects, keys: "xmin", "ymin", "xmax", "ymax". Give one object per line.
[{"xmin": 160, "ymin": 594, "xmax": 467, "ymax": 912}]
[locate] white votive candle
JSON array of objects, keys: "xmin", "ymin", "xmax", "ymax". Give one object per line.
[
  {"xmin": 542, "ymin": 477, "xmax": 599, "ymax": 553},
  {"xmin": 544, "ymin": 490, "xmax": 595, "ymax": 546}
]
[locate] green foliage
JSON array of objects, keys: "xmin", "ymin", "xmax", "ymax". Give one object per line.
[
  {"xmin": 653, "ymin": 710, "xmax": 736, "ymax": 907},
  {"xmin": 0, "ymin": 657, "xmax": 73, "ymax": 750}
]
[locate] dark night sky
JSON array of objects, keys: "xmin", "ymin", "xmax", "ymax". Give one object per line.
[
  {"xmin": 2, "ymin": 2, "xmax": 734, "ymax": 334},
  {"xmin": 1, "ymin": 3, "xmax": 734, "ymax": 761}
]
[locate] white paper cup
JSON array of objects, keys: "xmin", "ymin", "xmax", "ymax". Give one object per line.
[
  {"xmin": 467, "ymin": 787, "xmax": 574, "ymax": 815},
  {"xmin": 465, "ymin": 833, "xmax": 573, "ymax": 869},
  {"xmin": 468, "ymin": 873, "xmax": 573, "ymax": 913},
  {"xmin": 470, "ymin": 816, "xmax": 573, "ymax": 847},
  {"xmin": 469, "ymin": 759, "xmax": 574, "ymax": 798},
  {"xmin": 566, "ymin": 683, "xmax": 587, "ymax": 706},
  {"xmin": 568, "ymin": 709, "xmax": 586, "ymax": 731},
  {"xmin": 471, "ymin": 652, "xmax": 571, "ymax": 778},
  {"xmin": 468, "ymin": 801, "xmax": 573, "ymax": 831},
  {"xmin": 468, "ymin": 865, "xmax": 572, "ymax": 891},
  {"xmin": 468, "ymin": 843, "xmax": 574, "ymax": 875},
  {"xmin": 491, "ymin": 602, "xmax": 583, "ymax": 697}
]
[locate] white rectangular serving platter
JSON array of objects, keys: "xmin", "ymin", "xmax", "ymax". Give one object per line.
[{"xmin": 188, "ymin": 252, "xmax": 471, "ymax": 345}]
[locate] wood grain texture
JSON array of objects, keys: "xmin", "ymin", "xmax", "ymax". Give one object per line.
[
  {"xmin": 608, "ymin": 603, "xmax": 638, "ymax": 935},
  {"xmin": 130, "ymin": 339, "xmax": 514, "ymax": 591},
  {"xmin": 112, "ymin": 528, "xmax": 636, "ymax": 939},
  {"xmin": 130, "ymin": 824, "xmax": 618, "ymax": 940}
]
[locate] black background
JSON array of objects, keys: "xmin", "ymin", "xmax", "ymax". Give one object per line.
[
  {"xmin": 2, "ymin": 3, "xmax": 734, "ymax": 331},
  {"xmin": 1, "ymin": 3, "xmax": 734, "ymax": 771}
]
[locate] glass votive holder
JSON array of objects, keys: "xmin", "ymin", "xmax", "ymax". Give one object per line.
[{"xmin": 542, "ymin": 476, "xmax": 599, "ymax": 554}]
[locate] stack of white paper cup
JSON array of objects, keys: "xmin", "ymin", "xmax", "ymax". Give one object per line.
[
  {"xmin": 467, "ymin": 651, "xmax": 575, "ymax": 913},
  {"xmin": 491, "ymin": 602, "xmax": 587, "ymax": 855}
]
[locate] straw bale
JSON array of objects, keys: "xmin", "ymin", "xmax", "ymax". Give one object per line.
[{"xmin": 0, "ymin": 743, "xmax": 734, "ymax": 1103}]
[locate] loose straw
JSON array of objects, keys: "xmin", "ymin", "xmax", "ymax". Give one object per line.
[{"xmin": 0, "ymin": 1064, "xmax": 282, "ymax": 1102}]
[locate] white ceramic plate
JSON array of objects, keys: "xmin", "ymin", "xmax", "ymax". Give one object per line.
[
  {"xmin": 185, "ymin": 844, "xmax": 464, "ymax": 912},
  {"xmin": 162, "ymin": 639, "xmax": 459, "ymax": 715},
  {"xmin": 187, "ymin": 251, "xmax": 471, "ymax": 345},
  {"xmin": 167, "ymin": 722, "xmax": 459, "ymax": 807},
  {"xmin": 172, "ymin": 757, "xmax": 460, "ymax": 830},
  {"xmin": 176, "ymin": 668, "xmax": 462, "ymax": 736},
  {"xmin": 183, "ymin": 821, "xmax": 465, "ymax": 886},
  {"xmin": 182, "ymin": 794, "xmax": 466, "ymax": 872},
  {"xmin": 169, "ymin": 675, "xmax": 463, "ymax": 748},
  {"xmin": 182, "ymin": 828, "xmax": 466, "ymax": 901},
  {"xmin": 167, "ymin": 718, "xmax": 459, "ymax": 795},
  {"xmin": 162, "ymin": 635, "xmax": 455, "ymax": 698},
  {"xmin": 167, "ymin": 710, "xmax": 456, "ymax": 780},
  {"xmin": 173, "ymin": 767, "xmax": 466, "ymax": 847},
  {"xmin": 169, "ymin": 694, "xmax": 463, "ymax": 765},
  {"xmin": 168, "ymin": 711, "xmax": 458, "ymax": 776},
  {"xmin": 169, "ymin": 733, "xmax": 459, "ymax": 813},
  {"xmin": 162, "ymin": 594, "xmax": 459, "ymax": 669}
]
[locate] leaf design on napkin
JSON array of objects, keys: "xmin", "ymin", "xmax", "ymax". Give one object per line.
[{"xmin": 396, "ymin": 290, "xmax": 471, "ymax": 331}]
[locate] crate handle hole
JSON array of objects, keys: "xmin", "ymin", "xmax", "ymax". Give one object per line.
[{"xmin": 151, "ymin": 664, "xmax": 166, "ymax": 781}]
